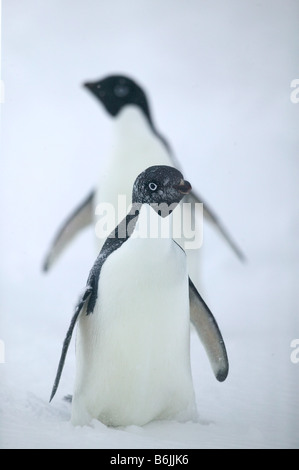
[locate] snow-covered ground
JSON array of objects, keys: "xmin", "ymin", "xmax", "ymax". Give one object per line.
[{"xmin": 1, "ymin": 0, "xmax": 298, "ymax": 449}]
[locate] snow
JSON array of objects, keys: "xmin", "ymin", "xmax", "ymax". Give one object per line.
[{"xmin": 1, "ymin": 0, "xmax": 299, "ymax": 449}]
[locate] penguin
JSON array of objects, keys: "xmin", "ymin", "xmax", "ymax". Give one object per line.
[
  {"xmin": 49, "ymin": 165, "xmax": 229, "ymax": 427},
  {"xmin": 42, "ymin": 74, "xmax": 245, "ymax": 288}
]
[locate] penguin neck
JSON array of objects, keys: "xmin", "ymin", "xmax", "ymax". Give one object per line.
[
  {"xmin": 114, "ymin": 106, "xmax": 170, "ymax": 155},
  {"xmin": 109, "ymin": 202, "xmax": 173, "ymax": 242},
  {"xmin": 130, "ymin": 203, "xmax": 173, "ymax": 241},
  {"xmin": 115, "ymin": 106, "xmax": 155, "ymax": 140},
  {"xmin": 110, "ymin": 202, "xmax": 173, "ymax": 242}
]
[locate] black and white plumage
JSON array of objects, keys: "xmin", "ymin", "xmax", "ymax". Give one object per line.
[
  {"xmin": 50, "ymin": 165, "xmax": 228, "ymax": 427},
  {"xmin": 42, "ymin": 74, "xmax": 245, "ymax": 285}
]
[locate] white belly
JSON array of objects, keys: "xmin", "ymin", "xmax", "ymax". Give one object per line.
[{"xmin": 71, "ymin": 213, "xmax": 197, "ymax": 426}]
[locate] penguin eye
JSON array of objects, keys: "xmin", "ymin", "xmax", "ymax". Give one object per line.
[
  {"xmin": 114, "ymin": 84, "xmax": 129, "ymax": 98},
  {"xmin": 149, "ymin": 182, "xmax": 158, "ymax": 191}
]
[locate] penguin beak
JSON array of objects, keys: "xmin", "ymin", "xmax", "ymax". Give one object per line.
[
  {"xmin": 83, "ymin": 81, "xmax": 94, "ymax": 90},
  {"xmin": 174, "ymin": 179, "xmax": 192, "ymax": 195}
]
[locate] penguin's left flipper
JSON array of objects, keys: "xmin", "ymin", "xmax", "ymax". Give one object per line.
[
  {"xmin": 49, "ymin": 286, "xmax": 93, "ymax": 402},
  {"xmin": 186, "ymin": 190, "xmax": 246, "ymax": 262},
  {"xmin": 189, "ymin": 277, "xmax": 229, "ymax": 382},
  {"xmin": 43, "ymin": 190, "xmax": 95, "ymax": 272}
]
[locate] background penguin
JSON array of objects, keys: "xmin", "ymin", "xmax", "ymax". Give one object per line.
[
  {"xmin": 42, "ymin": 74, "xmax": 245, "ymax": 291},
  {"xmin": 49, "ymin": 165, "xmax": 228, "ymax": 427}
]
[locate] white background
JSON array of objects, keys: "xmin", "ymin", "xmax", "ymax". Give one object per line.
[{"xmin": 1, "ymin": 0, "xmax": 299, "ymax": 448}]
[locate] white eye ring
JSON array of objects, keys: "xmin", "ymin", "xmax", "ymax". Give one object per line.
[{"xmin": 149, "ymin": 182, "xmax": 157, "ymax": 191}]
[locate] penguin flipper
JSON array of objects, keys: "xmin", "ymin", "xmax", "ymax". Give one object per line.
[
  {"xmin": 186, "ymin": 190, "xmax": 245, "ymax": 262},
  {"xmin": 43, "ymin": 190, "xmax": 95, "ymax": 272},
  {"xmin": 49, "ymin": 286, "xmax": 92, "ymax": 402},
  {"xmin": 189, "ymin": 277, "xmax": 229, "ymax": 382}
]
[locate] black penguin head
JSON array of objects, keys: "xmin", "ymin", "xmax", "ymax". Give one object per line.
[
  {"xmin": 132, "ymin": 165, "xmax": 192, "ymax": 217},
  {"xmin": 83, "ymin": 74, "xmax": 151, "ymax": 120}
]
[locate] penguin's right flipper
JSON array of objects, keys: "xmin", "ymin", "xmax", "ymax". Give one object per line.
[
  {"xmin": 189, "ymin": 277, "xmax": 229, "ymax": 382},
  {"xmin": 43, "ymin": 190, "xmax": 95, "ymax": 272},
  {"xmin": 49, "ymin": 286, "xmax": 93, "ymax": 402}
]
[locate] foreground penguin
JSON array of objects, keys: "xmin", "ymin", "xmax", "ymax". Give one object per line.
[
  {"xmin": 42, "ymin": 74, "xmax": 244, "ymax": 287},
  {"xmin": 50, "ymin": 165, "xmax": 228, "ymax": 427}
]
